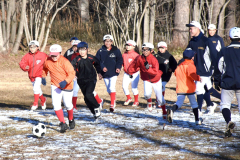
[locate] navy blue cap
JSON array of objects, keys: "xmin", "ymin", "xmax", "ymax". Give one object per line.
[
  {"xmin": 70, "ymin": 37, "xmax": 78, "ymax": 42},
  {"xmin": 77, "ymin": 42, "xmax": 88, "ymax": 49},
  {"xmin": 183, "ymin": 49, "xmax": 195, "ymax": 59}
]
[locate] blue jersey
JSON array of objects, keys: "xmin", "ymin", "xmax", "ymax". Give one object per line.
[
  {"xmin": 96, "ymin": 45, "xmax": 123, "ymax": 78},
  {"xmin": 208, "ymin": 34, "xmax": 225, "ymax": 53}
]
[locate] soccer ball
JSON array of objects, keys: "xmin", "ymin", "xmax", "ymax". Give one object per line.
[{"xmin": 32, "ymin": 123, "xmax": 46, "ymax": 137}]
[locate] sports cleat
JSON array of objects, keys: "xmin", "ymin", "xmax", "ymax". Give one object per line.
[
  {"xmin": 110, "ymin": 102, "xmax": 116, "ymax": 112},
  {"xmin": 167, "ymin": 109, "xmax": 173, "ymax": 123},
  {"xmin": 124, "ymin": 99, "xmax": 132, "ymax": 106},
  {"xmin": 59, "ymin": 122, "xmax": 68, "ymax": 133},
  {"xmin": 204, "ymin": 102, "xmax": 217, "ymax": 115},
  {"xmin": 147, "ymin": 102, "xmax": 152, "ymax": 112},
  {"xmin": 31, "ymin": 105, "xmax": 38, "ymax": 111},
  {"xmin": 99, "ymin": 99, "xmax": 104, "ymax": 110},
  {"xmin": 69, "ymin": 119, "xmax": 75, "ymax": 129},
  {"xmin": 73, "ymin": 108, "xmax": 78, "ymax": 113},
  {"xmin": 132, "ymin": 101, "xmax": 139, "ymax": 107},
  {"xmin": 41, "ymin": 97, "xmax": 47, "ymax": 110},
  {"xmin": 195, "ymin": 118, "xmax": 203, "ymax": 125},
  {"xmin": 94, "ymin": 107, "xmax": 101, "ymax": 118},
  {"xmin": 225, "ymin": 121, "xmax": 235, "ymax": 137},
  {"xmin": 162, "ymin": 113, "xmax": 167, "ymax": 119}
]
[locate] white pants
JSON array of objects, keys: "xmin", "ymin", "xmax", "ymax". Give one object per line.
[
  {"xmin": 144, "ymin": 78, "xmax": 165, "ymax": 106},
  {"xmin": 175, "ymin": 94, "xmax": 198, "ymax": 109},
  {"xmin": 220, "ymin": 89, "xmax": 240, "ymax": 113},
  {"xmin": 32, "ymin": 77, "xmax": 43, "ymax": 95},
  {"xmin": 162, "ymin": 81, "xmax": 167, "ymax": 92},
  {"xmin": 195, "ymin": 76, "xmax": 212, "ymax": 95},
  {"xmin": 104, "ymin": 76, "xmax": 117, "ymax": 94},
  {"xmin": 122, "ymin": 71, "xmax": 139, "ymax": 95},
  {"xmin": 73, "ymin": 79, "xmax": 80, "ymax": 97},
  {"xmin": 51, "ymin": 85, "xmax": 73, "ymax": 111}
]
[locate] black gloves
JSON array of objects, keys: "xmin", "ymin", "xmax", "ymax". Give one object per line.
[
  {"xmin": 59, "ymin": 80, "xmax": 67, "ymax": 89},
  {"xmin": 42, "ymin": 78, "xmax": 46, "ymax": 86},
  {"xmin": 144, "ymin": 61, "xmax": 149, "ymax": 70}
]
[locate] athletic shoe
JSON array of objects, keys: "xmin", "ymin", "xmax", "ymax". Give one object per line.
[
  {"xmin": 132, "ymin": 102, "xmax": 139, "ymax": 107},
  {"xmin": 73, "ymin": 108, "xmax": 78, "ymax": 113},
  {"xmin": 147, "ymin": 102, "xmax": 152, "ymax": 112},
  {"xmin": 167, "ymin": 109, "xmax": 173, "ymax": 123},
  {"xmin": 110, "ymin": 102, "xmax": 116, "ymax": 112},
  {"xmin": 225, "ymin": 121, "xmax": 235, "ymax": 137},
  {"xmin": 31, "ymin": 105, "xmax": 38, "ymax": 111},
  {"xmin": 59, "ymin": 122, "xmax": 68, "ymax": 133},
  {"xmin": 124, "ymin": 99, "xmax": 132, "ymax": 106},
  {"xmin": 99, "ymin": 99, "xmax": 104, "ymax": 110},
  {"xmin": 94, "ymin": 107, "xmax": 101, "ymax": 118},
  {"xmin": 41, "ymin": 97, "xmax": 47, "ymax": 110},
  {"xmin": 162, "ymin": 113, "xmax": 167, "ymax": 119},
  {"xmin": 153, "ymin": 101, "xmax": 158, "ymax": 109},
  {"xmin": 204, "ymin": 102, "xmax": 217, "ymax": 115},
  {"xmin": 69, "ymin": 119, "xmax": 75, "ymax": 129},
  {"xmin": 195, "ymin": 118, "xmax": 203, "ymax": 125}
]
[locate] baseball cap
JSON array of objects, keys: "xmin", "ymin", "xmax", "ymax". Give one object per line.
[
  {"xmin": 229, "ymin": 27, "xmax": 240, "ymax": 39},
  {"xmin": 28, "ymin": 40, "xmax": 39, "ymax": 47},
  {"xmin": 142, "ymin": 42, "xmax": 154, "ymax": 49},
  {"xmin": 186, "ymin": 21, "xmax": 201, "ymax": 30},
  {"xmin": 70, "ymin": 37, "xmax": 78, "ymax": 42},
  {"xmin": 49, "ymin": 44, "xmax": 62, "ymax": 56},
  {"xmin": 126, "ymin": 40, "xmax": 136, "ymax": 46},
  {"xmin": 157, "ymin": 41, "xmax": 167, "ymax": 48},
  {"xmin": 103, "ymin": 34, "xmax": 113, "ymax": 41},
  {"xmin": 208, "ymin": 24, "xmax": 216, "ymax": 30},
  {"xmin": 77, "ymin": 41, "xmax": 88, "ymax": 49},
  {"xmin": 183, "ymin": 48, "xmax": 195, "ymax": 59},
  {"xmin": 71, "ymin": 40, "xmax": 81, "ymax": 46}
]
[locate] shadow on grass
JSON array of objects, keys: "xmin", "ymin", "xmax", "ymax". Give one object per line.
[{"xmin": 0, "ymin": 103, "xmax": 29, "ymax": 110}]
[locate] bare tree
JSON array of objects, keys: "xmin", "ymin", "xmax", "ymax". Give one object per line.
[
  {"xmin": 79, "ymin": 0, "xmax": 90, "ymax": 22},
  {"xmin": 143, "ymin": 0, "xmax": 149, "ymax": 43},
  {"xmin": 225, "ymin": 0, "xmax": 236, "ymax": 37}
]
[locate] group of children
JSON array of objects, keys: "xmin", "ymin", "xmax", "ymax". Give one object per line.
[{"xmin": 19, "ymin": 24, "xmax": 240, "ymax": 137}]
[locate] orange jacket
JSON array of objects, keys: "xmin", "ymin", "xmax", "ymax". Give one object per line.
[
  {"xmin": 175, "ymin": 59, "xmax": 200, "ymax": 94},
  {"xmin": 42, "ymin": 55, "xmax": 75, "ymax": 90}
]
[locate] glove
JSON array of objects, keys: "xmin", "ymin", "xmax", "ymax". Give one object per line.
[
  {"xmin": 41, "ymin": 78, "xmax": 46, "ymax": 86},
  {"xmin": 129, "ymin": 75, "xmax": 133, "ymax": 78},
  {"xmin": 144, "ymin": 61, "xmax": 149, "ymax": 70},
  {"xmin": 214, "ymin": 81, "xmax": 221, "ymax": 91},
  {"xmin": 59, "ymin": 80, "xmax": 67, "ymax": 89}
]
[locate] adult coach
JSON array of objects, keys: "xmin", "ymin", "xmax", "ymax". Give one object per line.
[
  {"xmin": 42, "ymin": 44, "xmax": 75, "ymax": 133},
  {"xmin": 186, "ymin": 21, "xmax": 218, "ymax": 115}
]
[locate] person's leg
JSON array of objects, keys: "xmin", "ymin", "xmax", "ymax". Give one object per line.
[
  {"xmin": 235, "ymin": 90, "xmax": 240, "ymax": 115},
  {"xmin": 109, "ymin": 76, "xmax": 117, "ymax": 112},
  {"xmin": 131, "ymin": 71, "xmax": 140, "ymax": 106},
  {"xmin": 167, "ymin": 94, "xmax": 185, "ymax": 123},
  {"xmin": 122, "ymin": 72, "xmax": 132, "ymax": 105},
  {"xmin": 196, "ymin": 76, "xmax": 206, "ymax": 112},
  {"xmin": 31, "ymin": 77, "xmax": 43, "ymax": 110},
  {"xmin": 144, "ymin": 80, "xmax": 153, "ymax": 111},
  {"xmin": 72, "ymin": 80, "xmax": 79, "ymax": 110},
  {"xmin": 188, "ymin": 94, "xmax": 200, "ymax": 123}
]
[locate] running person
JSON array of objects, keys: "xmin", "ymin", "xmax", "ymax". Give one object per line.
[
  {"xmin": 217, "ymin": 27, "xmax": 240, "ymax": 137},
  {"xmin": 122, "ymin": 40, "xmax": 140, "ymax": 107},
  {"xmin": 19, "ymin": 40, "xmax": 48, "ymax": 110},
  {"xmin": 71, "ymin": 42, "xmax": 102, "ymax": 119},
  {"xmin": 42, "ymin": 44, "xmax": 75, "ymax": 133},
  {"xmin": 64, "ymin": 37, "xmax": 79, "ymax": 61},
  {"xmin": 95, "ymin": 34, "xmax": 123, "ymax": 112},
  {"xmin": 128, "ymin": 43, "xmax": 166, "ymax": 119}
]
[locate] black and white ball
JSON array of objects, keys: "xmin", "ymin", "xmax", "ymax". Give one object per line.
[{"xmin": 32, "ymin": 123, "xmax": 46, "ymax": 137}]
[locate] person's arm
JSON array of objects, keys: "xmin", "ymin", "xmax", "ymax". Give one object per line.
[
  {"xmin": 115, "ymin": 49, "xmax": 123, "ymax": 72},
  {"xmin": 70, "ymin": 56, "xmax": 80, "ymax": 71},
  {"xmin": 63, "ymin": 60, "xmax": 76, "ymax": 84},
  {"xmin": 93, "ymin": 55, "xmax": 102, "ymax": 74},
  {"xmin": 127, "ymin": 55, "xmax": 140, "ymax": 75},
  {"xmin": 42, "ymin": 62, "xmax": 48, "ymax": 78},
  {"xmin": 188, "ymin": 64, "xmax": 200, "ymax": 81},
  {"xmin": 19, "ymin": 54, "xmax": 29, "ymax": 71},
  {"xmin": 146, "ymin": 57, "xmax": 159, "ymax": 76},
  {"xmin": 169, "ymin": 55, "xmax": 177, "ymax": 72}
]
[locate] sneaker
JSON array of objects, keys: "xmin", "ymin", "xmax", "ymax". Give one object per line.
[
  {"xmin": 59, "ymin": 122, "xmax": 68, "ymax": 133},
  {"xmin": 94, "ymin": 107, "xmax": 101, "ymax": 118},
  {"xmin": 153, "ymin": 101, "xmax": 158, "ymax": 109},
  {"xmin": 167, "ymin": 109, "xmax": 173, "ymax": 123},
  {"xmin": 162, "ymin": 113, "xmax": 167, "ymax": 119},
  {"xmin": 110, "ymin": 102, "xmax": 116, "ymax": 112},
  {"xmin": 204, "ymin": 102, "xmax": 217, "ymax": 115},
  {"xmin": 132, "ymin": 102, "xmax": 139, "ymax": 107},
  {"xmin": 73, "ymin": 108, "xmax": 78, "ymax": 113},
  {"xmin": 124, "ymin": 99, "xmax": 132, "ymax": 106},
  {"xmin": 31, "ymin": 105, "xmax": 38, "ymax": 111},
  {"xmin": 69, "ymin": 119, "xmax": 75, "ymax": 129},
  {"xmin": 41, "ymin": 97, "xmax": 47, "ymax": 110},
  {"xmin": 195, "ymin": 118, "xmax": 203, "ymax": 125},
  {"xmin": 225, "ymin": 121, "xmax": 235, "ymax": 137},
  {"xmin": 147, "ymin": 102, "xmax": 152, "ymax": 112},
  {"xmin": 99, "ymin": 99, "xmax": 104, "ymax": 110}
]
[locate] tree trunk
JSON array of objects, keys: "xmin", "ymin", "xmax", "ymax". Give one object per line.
[
  {"xmin": 211, "ymin": 0, "xmax": 225, "ymax": 25},
  {"xmin": 10, "ymin": 0, "xmax": 16, "ymax": 48},
  {"xmin": 149, "ymin": 0, "xmax": 156, "ymax": 44},
  {"xmin": 218, "ymin": 0, "xmax": 231, "ymax": 37},
  {"xmin": 80, "ymin": 0, "xmax": 90, "ymax": 22},
  {"xmin": 1, "ymin": 0, "xmax": 6, "ymax": 44},
  {"xmin": 225, "ymin": 0, "xmax": 236, "ymax": 37},
  {"xmin": 12, "ymin": 0, "xmax": 27, "ymax": 54},
  {"xmin": 172, "ymin": 0, "xmax": 190, "ymax": 48},
  {"xmin": 143, "ymin": 0, "xmax": 149, "ymax": 43},
  {"xmin": 0, "ymin": 16, "xmax": 6, "ymax": 53}
]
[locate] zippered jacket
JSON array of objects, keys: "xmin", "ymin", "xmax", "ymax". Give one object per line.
[
  {"xmin": 208, "ymin": 34, "xmax": 225, "ymax": 52},
  {"xmin": 122, "ymin": 50, "xmax": 140, "ymax": 74},
  {"xmin": 64, "ymin": 48, "xmax": 74, "ymax": 62},
  {"xmin": 19, "ymin": 51, "xmax": 48, "ymax": 82},
  {"xmin": 95, "ymin": 45, "xmax": 123, "ymax": 78},
  {"xmin": 127, "ymin": 54, "xmax": 162, "ymax": 83}
]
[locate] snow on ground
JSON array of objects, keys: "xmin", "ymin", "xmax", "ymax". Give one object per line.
[{"xmin": 0, "ymin": 104, "xmax": 240, "ymax": 159}]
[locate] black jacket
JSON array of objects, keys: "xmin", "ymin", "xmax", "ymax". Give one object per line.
[{"xmin": 154, "ymin": 51, "xmax": 177, "ymax": 82}]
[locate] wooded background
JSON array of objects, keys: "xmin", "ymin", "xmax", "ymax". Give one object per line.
[{"xmin": 0, "ymin": 0, "xmax": 239, "ymax": 53}]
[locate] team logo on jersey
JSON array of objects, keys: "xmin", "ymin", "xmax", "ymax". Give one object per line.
[
  {"xmin": 198, "ymin": 47, "xmax": 204, "ymax": 50},
  {"xmin": 109, "ymin": 53, "xmax": 115, "ymax": 58},
  {"xmin": 164, "ymin": 59, "xmax": 169, "ymax": 64},
  {"xmin": 128, "ymin": 59, "xmax": 133, "ymax": 63},
  {"xmin": 36, "ymin": 60, "xmax": 41, "ymax": 65},
  {"xmin": 149, "ymin": 64, "xmax": 152, "ymax": 67},
  {"xmin": 212, "ymin": 41, "xmax": 216, "ymax": 43}
]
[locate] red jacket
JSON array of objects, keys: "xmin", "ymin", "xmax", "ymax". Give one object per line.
[
  {"xmin": 128, "ymin": 54, "xmax": 162, "ymax": 83},
  {"xmin": 122, "ymin": 50, "xmax": 140, "ymax": 73},
  {"xmin": 19, "ymin": 51, "xmax": 48, "ymax": 82}
]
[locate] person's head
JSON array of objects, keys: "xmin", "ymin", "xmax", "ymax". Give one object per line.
[
  {"xmin": 77, "ymin": 42, "xmax": 88, "ymax": 58},
  {"xmin": 186, "ymin": 21, "xmax": 201, "ymax": 37},
  {"xmin": 49, "ymin": 44, "xmax": 62, "ymax": 62},
  {"xmin": 157, "ymin": 41, "xmax": 167, "ymax": 53},
  {"xmin": 69, "ymin": 37, "xmax": 78, "ymax": 46},
  {"xmin": 71, "ymin": 40, "xmax": 81, "ymax": 52},
  {"xmin": 229, "ymin": 27, "xmax": 240, "ymax": 42},
  {"xmin": 142, "ymin": 43, "xmax": 154, "ymax": 57},
  {"xmin": 183, "ymin": 48, "xmax": 195, "ymax": 60},
  {"xmin": 125, "ymin": 40, "xmax": 136, "ymax": 51},
  {"xmin": 28, "ymin": 40, "xmax": 39, "ymax": 54},
  {"xmin": 103, "ymin": 34, "xmax": 113, "ymax": 49},
  {"xmin": 208, "ymin": 24, "xmax": 217, "ymax": 37}
]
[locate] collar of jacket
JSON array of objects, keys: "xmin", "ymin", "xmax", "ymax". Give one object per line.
[
  {"xmin": 157, "ymin": 50, "xmax": 169, "ymax": 55},
  {"xmin": 191, "ymin": 31, "xmax": 203, "ymax": 42}
]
